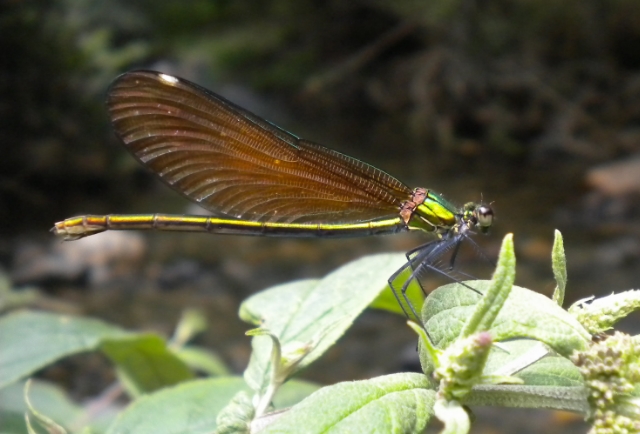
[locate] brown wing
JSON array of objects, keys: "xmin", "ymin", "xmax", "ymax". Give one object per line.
[{"xmin": 107, "ymin": 71, "xmax": 412, "ymax": 224}]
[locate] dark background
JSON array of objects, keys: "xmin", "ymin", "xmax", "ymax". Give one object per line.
[{"xmin": 3, "ymin": 1, "xmax": 640, "ymax": 432}]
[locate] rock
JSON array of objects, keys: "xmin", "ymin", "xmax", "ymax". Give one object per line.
[
  {"xmin": 586, "ymin": 154, "xmax": 640, "ymax": 195},
  {"xmin": 12, "ymin": 232, "xmax": 146, "ymax": 287}
]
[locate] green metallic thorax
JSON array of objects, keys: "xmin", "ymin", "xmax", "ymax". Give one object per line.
[{"xmin": 407, "ymin": 190, "xmax": 458, "ymax": 234}]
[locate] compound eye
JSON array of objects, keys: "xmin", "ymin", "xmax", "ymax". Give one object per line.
[{"xmin": 476, "ymin": 205, "xmax": 494, "ymax": 228}]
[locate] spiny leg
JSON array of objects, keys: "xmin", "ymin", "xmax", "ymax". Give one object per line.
[
  {"xmin": 461, "ymin": 232, "xmax": 496, "ymax": 268},
  {"xmin": 398, "ymin": 235, "xmax": 484, "ymax": 324},
  {"xmin": 443, "ymin": 231, "xmax": 495, "ymax": 281},
  {"xmin": 389, "ymin": 232, "xmax": 491, "ymax": 328},
  {"xmin": 387, "ymin": 259, "xmax": 422, "ymax": 323},
  {"xmin": 388, "ymin": 240, "xmax": 448, "ymax": 324}
]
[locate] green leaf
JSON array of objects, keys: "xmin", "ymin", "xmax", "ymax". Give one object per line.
[
  {"xmin": 106, "ymin": 377, "xmax": 249, "ymax": 434},
  {"xmin": 424, "ymin": 282, "xmax": 591, "ymax": 358},
  {"xmin": 215, "ymin": 390, "xmax": 254, "ymax": 434},
  {"xmin": 272, "ymin": 379, "xmax": 321, "ymax": 409},
  {"xmin": 551, "ymin": 230, "xmax": 567, "ymax": 306},
  {"xmin": 569, "ymin": 290, "xmax": 640, "ymax": 334},
  {"xmin": 0, "ymin": 379, "xmax": 118, "ymax": 434},
  {"xmin": 484, "ymin": 340, "xmax": 584, "ymax": 387},
  {"xmin": 241, "ymin": 254, "xmax": 408, "ymax": 394},
  {"xmin": 244, "ymin": 328, "xmax": 310, "ymax": 418},
  {"xmin": 24, "ymin": 380, "xmax": 68, "ymax": 434},
  {"xmin": 0, "ymin": 272, "xmax": 39, "ymax": 313},
  {"xmin": 370, "ymin": 262, "xmax": 424, "ymax": 316},
  {"xmin": 101, "ymin": 335, "xmax": 194, "ymax": 397},
  {"xmin": 0, "ymin": 380, "xmax": 78, "ymax": 434},
  {"xmin": 260, "ymin": 373, "xmax": 435, "ymax": 434},
  {"xmin": 0, "ymin": 311, "xmax": 128, "ymax": 388},
  {"xmin": 171, "ymin": 309, "xmax": 208, "ymax": 346},
  {"xmin": 172, "ymin": 345, "xmax": 230, "ymax": 376},
  {"xmin": 410, "ymin": 321, "xmax": 441, "ymax": 373},
  {"xmin": 239, "ymin": 279, "xmax": 318, "ymax": 328},
  {"xmin": 465, "ymin": 384, "xmax": 589, "ymax": 413},
  {"xmin": 0, "ymin": 310, "xmax": 194, "ymax": 397},
  {"xmin": 515, "ymin": 355, "xmax": 584, "ymax": 387},
  {"xmin": 460, "ymin": 233, "xmax": 515, "ymax": 337}
]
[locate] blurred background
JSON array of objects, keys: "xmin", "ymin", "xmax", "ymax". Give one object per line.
[{"xmin": 3, "ymin": 0, "xmax": 640, "ymax": 432}]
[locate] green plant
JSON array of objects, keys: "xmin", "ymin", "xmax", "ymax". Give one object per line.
[{"xmin": 1, "ymin": 231, "xmax": 639, "ymax": 433}]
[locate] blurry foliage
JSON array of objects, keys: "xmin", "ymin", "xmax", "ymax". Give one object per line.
[
  {"xmin": 3, "ymin": 0, "xmax": 640, "ymax": 233},
  {"xmin": 375, "ymin": 0, "xmax": 640, "ymax": 65},
  {"xmin": 369, "ymin": 0, "xmax": 640, "ymax": 159}
]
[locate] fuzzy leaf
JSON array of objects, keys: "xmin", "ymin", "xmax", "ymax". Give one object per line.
[
  {"xmin": 260, "ymin": 373, "xmax": 435, "ymax": 434},
  {"xmin": 424, "ymin": 282, "xmax": 591, "ymax": 358},
  {"xmin": 106, "ymin": 377, "xmax": 249, "ymax": 434},
  {"xmin": 0, "ymin": 311, "xmax": 127, "ymax": 388},
  {"xmin": 241, "ymin": 254, "xmax": 408, "ymax": 394}
]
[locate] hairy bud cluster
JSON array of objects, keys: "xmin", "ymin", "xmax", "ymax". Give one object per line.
[{"xmin": 571, "ymin": 332, "xmax": 640, "ymax": 433}]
